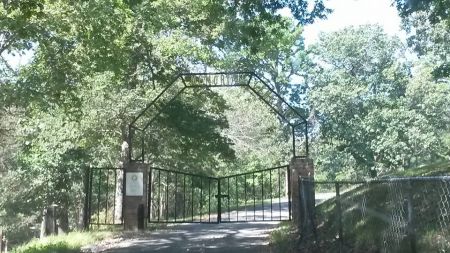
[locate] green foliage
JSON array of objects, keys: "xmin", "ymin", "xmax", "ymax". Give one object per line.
[
  {"xmin": 311, "ymin": 162, "xmax": 450, "ymax": 253},
  {"xmin": 12, "ymin": 231, "xmax": 114, "ymax": 253},
  {"xmin": 395, "ymin": 0, "xmax": 450, "ymax": 80},
  {"xmin": 1, "ymin": 0, "xmax": 330, "ymax": 246},
  {"xmin": 269, "ymin": 221, "xmax": 297, "ymax": 253},
  {"xmin": 220, "ymin": 88, "xmax": 291, "ymax": 174},
  {"xmin": 395, "ymin": 0, "xmax": 450, "ymax": 26},
  {"xmin": 307, "ymin": 24, "xmax": 450, "ymax": 178}
]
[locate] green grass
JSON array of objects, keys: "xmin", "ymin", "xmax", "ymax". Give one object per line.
[
  {"xmin": 389, "ymin": 161, "xmax": 450, "ymax": 177},
  {"xmin": 271, "ymin": 161, "xmax": 450, "ymax": 253},
  {"xmin": 269, "ymin": 221, "xmax": 298, "ymax": 253},
  {"xmin": 12, "ymin": 231, "xmax": 115, "ymax": 253},
  {"xmin": 310, "ymin": 161, "xmax": 450, "ymax": 253}
]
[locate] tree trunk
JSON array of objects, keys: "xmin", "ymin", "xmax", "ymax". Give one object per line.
[
  {"xmin": 114, "ymin": 170, "xmax": 124, "ymax": 223},
  {"xmin": 0, "ymin": 230, "xmax": 4, "ymax": 253},
  {"xmin": 58, "ymin": 206, "xmax": 69, "ymax": 234},
  {"xmin": 114, "ymin": 125, "xmax": 129, "ymax": 223}
]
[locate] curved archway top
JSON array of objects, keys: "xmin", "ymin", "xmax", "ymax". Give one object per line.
[{"xmin": 129, "ymin": 71, "xmax": 309, "ymax": 162}]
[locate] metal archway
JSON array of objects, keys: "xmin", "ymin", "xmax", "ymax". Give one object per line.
[{"xmin": 128, "ymin": 71, "xmax": 309, "ymax": 162}]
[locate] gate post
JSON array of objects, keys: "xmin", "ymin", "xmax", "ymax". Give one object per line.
[
  {"xmin": 123, "ymin": 162, "xmax": 149, "ymax": 231},
  {"xmin": 0, "ymin": 230, "xmax": 3, "ymax": 253},
  {"xmin": 289, "ymin": 157, "xmax": 314, "ymax": 226}
]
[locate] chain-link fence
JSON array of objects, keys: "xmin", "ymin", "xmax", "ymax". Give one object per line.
[{"xmin": 298, "ymin": 176, "xmax": 450, "ymax": 253}]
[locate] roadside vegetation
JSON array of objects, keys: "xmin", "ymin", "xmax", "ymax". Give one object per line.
[
  {"xmin": 269, "ymin": 221, "xmax": 298, "ymax": 253},
  {"xmin": 11, "ymin": 231, "xmax": 115, "ymax": 253},
  {"xmin": 1, "ymin": 0, "xmax": 449, "ymax": 249},
  {"xmin": 273, "ymin": 162, "xmax": 450, "ymax": 253}
]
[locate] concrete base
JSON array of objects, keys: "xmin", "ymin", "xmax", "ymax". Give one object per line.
[{"xmin": 123, "ymin": 163, "xmax": 149, "ymax": 231}]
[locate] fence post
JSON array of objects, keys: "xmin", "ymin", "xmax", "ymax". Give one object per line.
[
  {"xmin": 83, "ymin": 167, "xmax": 91, "ymax": 230},
  {"xmin": 335, "ymin": 182, "xmax": 343, "ymax": 253},
  {"xmin": 289, "ymin": 157, "xmax": 314, "ymax": 225},
  {"xmin": 406, "ymin": 180, "xmax": 417, "ymax": 253},
  {"xmin": 299, "ymin": 177, "xmax": 317, "ymax": 239},
  {"xmin": 138, "ymin": 204, "xmax": 145, "ymax": 230},
  {"xmin": 217, "ymin": 179, "xmax": 222, "ymax": 223},
  {"xmin": 0, "ymin": 230, "xmax": 3, "ymax": 253}
]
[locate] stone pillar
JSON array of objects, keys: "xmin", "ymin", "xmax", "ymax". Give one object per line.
[
  {"xmin": 123, "ymin": 162, "xmax": 148, "ymax": 231},
  {"xmin": 289, "ymin": 157, "xmax": 314, "ymax": 225}
]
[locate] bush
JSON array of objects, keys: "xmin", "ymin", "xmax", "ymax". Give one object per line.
[{"xmin": 12, "ymin": 231, "xmax": 113, "ymax": 253}]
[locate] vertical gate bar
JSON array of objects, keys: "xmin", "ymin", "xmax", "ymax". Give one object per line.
[
  {"xmin": 97, "ymin": 169, "xmax": 101, "ymax": 227},
  {"xmin": 191, "ymin": 176, "xmax": 194, "ymax": 222},
  {"xmin": 88, "ymin": 168, "xmax": 93, "ymax": 228},
  {"xmin": 148, "ymin": 169, "xmax": 152, "ymax": 223},
  {"xmin": 406, "ymin": 180, "xmax": 417, "ymax": 253},
  {"xmin": 166, "ymin": 171, "xmax": 169, "ymax": 221},
  {"xmin": 287, "ymin": 166, "xmax": 292, "ymax": 220},
  {"xmin": 292, "ymin": 126, "xmax": 296, "ymax": 157},
  {"xmin": 200, "ymin": 177, "xmax": 203, "ymax": 222},
  {"xmin": 105, "ymin": 170, "xmax": 109, "ymax": 224},
  {"xmin": 236, "ymin": 176, "xmax": 238, "ymax": 222},
  {"xmin": 262, "ymin": 172, "xmax": 265, "ymax": 221},
  {"xmin": 175, "ymin": 173, "xmax": 178, "ymax": 222},
  {"xmin": 228, "ymin": 177, "xmax": 230, "ymax": 221},
  {"xmin": 278, "ymin": 167, "xmax": 281, "ymax": 220},
  {"xmin": 209, "ymin": 179, "xmax": 211, "ymax": 223},
  {"xmin": 244, "ymin": 174, "xmax": 247, "ymax": 221},
  {"xmin": 158, "ymin": 170, "xmax": 161, "ymax": 222},
  {"xmin": 113, "ymin": 169, "xmax": 117, "ymax": 225},
  {"xmin": 253, "ymin": 172, "xmax": 256, "ymax": 220},
  {"xmin": 270, "ymin": 169, "xmax": 272, "ymax": 220},
  {"xmin": 218, "ymin": 179, "xmax": 222, "ymax": 223},
  {"xmin": 83, "ymin": 167, "xmax": 91, "ymax": 230},
  {"xmin": 183, "ymin": 174, "xmax": 186, "ymax": 222}
]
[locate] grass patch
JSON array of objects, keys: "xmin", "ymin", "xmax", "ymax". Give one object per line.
[
  {"xmin": 270, "ymin": 221, "xmax": 298, "ymax": 253},
  {"xmin": 12, "ymin": 231, "xmax": 115, "ymax": 253},
  {"xmin": 301, "ymin": 161, "xmax": 450, "ymax": 253},
  {"xmin": 389, "ymin": 161, "xmax": 450, "ymax": 177}
]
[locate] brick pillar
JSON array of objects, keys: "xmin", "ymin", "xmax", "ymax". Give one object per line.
[
  {"xmin": 290, "ymin": 157, "xmax": 314, "ymax": 225},
  {"xmin": 123, "ymin": 162, "xmax": 148, "ymax": 231}
]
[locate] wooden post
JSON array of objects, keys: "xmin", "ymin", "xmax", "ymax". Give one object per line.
[
  {"xmin": 0, "ymin": 230, "xmax": 6, "ymax": 253},
  {"xmin": 0, "ymin": 230, "xmax": 4, "ymax": 253},
  {"xmin": 40, "ymin": 206, "xmax": 58, "ymax": 238}
]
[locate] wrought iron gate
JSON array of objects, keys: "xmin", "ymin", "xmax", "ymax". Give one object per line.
[
  {"xmin": 147, "ymin": 165, "xmax": 291, "ymax": 223},
  {"xmin": 84, "ymin": 167, "xmax": 124, "ymax": 229},
  {"xmin": 148, "ymin": 167, "xmax": 219, "ymax": 223}
]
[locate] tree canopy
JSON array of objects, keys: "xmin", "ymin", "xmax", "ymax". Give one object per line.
[{"xmin": 1, "ymin": 0, "xmax": 450, "ymax": 247}]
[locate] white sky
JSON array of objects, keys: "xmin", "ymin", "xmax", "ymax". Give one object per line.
[{"xmin": 302, "ymin": 0, "xmax": 405, "ymax": 47}]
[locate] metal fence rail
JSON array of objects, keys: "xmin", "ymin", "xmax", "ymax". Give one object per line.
[
  {"xmin": 299, "ymin": 176, "xmax": 450, "ymax": 253},
  {"xmin": 148, "ymin": 167, "xmax": 219, "ymax": 223},
  {"xmin": 219, "ymin": 165, "xmax": 291, "ymax": 222},
  {"xmin": 85, "ymin": 167, "xmax": 124, "ymax": 228},
  {"xmin": 148, "ymin": 165, "xmax": 292, "ymax": 223},
  {"xmin": 85, "ymin": 165, "xmax": 292, "ymax": 227}
]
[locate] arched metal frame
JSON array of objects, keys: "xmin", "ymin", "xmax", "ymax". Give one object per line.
[{"xmin": 128, "ymin": 71, "xmax": 309, "ymax": 162}]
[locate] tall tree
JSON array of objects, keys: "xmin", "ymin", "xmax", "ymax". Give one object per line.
[
  {"xmin": 0, "ymin": 0, "xmax": 330, "ymax": 244},
  {"xmin": 306, "ymin": 25, "xmax": 450, "ymax": 178}
]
